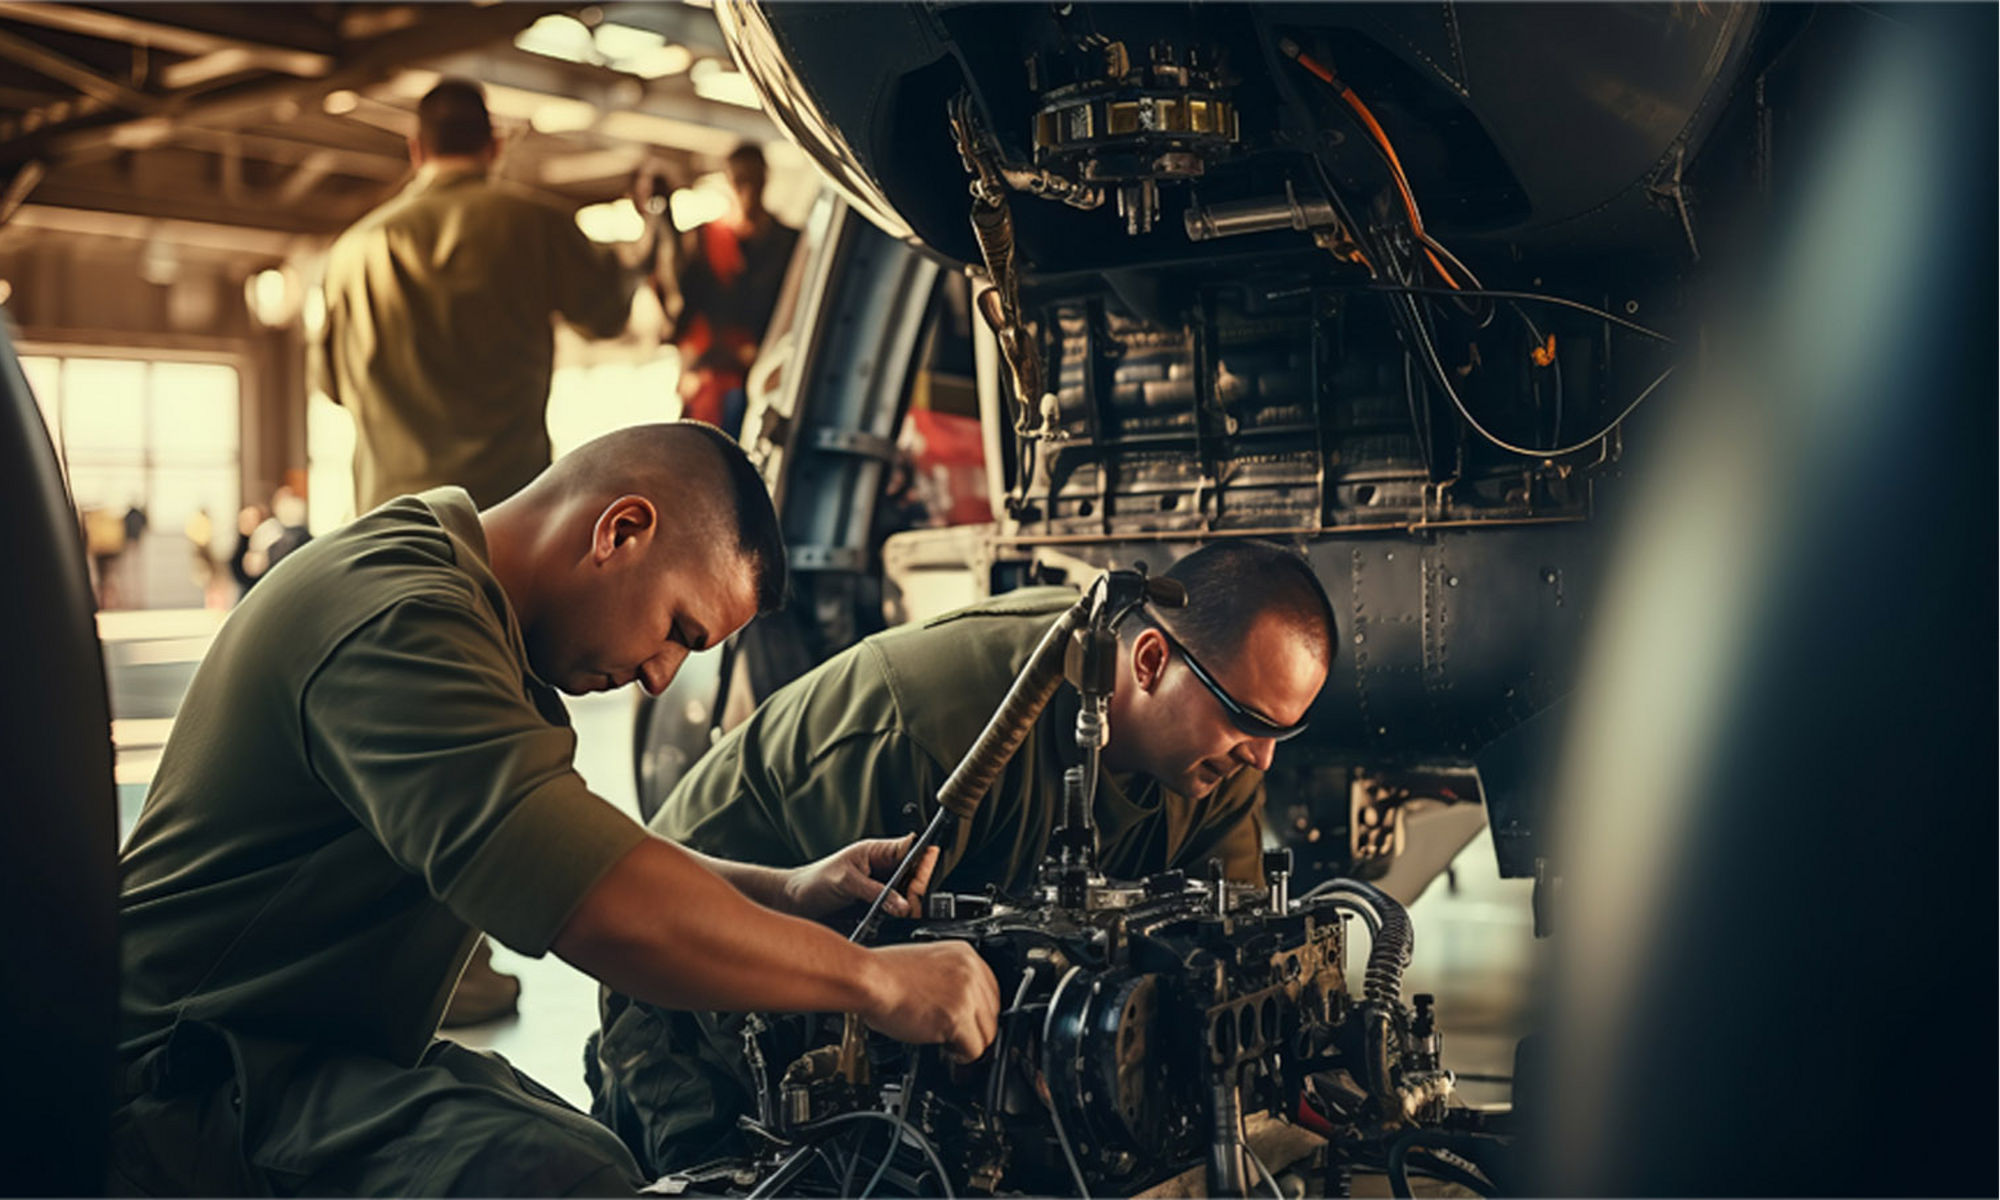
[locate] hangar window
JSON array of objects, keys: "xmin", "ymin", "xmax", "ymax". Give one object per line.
[{"xmin": 21, "ymin": 350, "xmax": 241, "ymax": 611}]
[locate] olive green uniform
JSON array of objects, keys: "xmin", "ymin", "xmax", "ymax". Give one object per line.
[
  {"xmin": 321, "ymin": 164, "xmax": 638, "ymax": 511},
  {"xmin": 113, "ymin": 489, "xmax": 649, "ymax": 1196},
  {"xmin": 589, "ymin": 588, "xmax": 1266, "ymax": 1176}
]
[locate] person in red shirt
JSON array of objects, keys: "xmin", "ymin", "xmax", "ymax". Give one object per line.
[{"xmin": 657, "ymin": 144, "xmax": 800, "ymax": 436}]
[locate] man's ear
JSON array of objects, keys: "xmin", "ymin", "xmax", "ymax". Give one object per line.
[
  {"xmin": 1129, "ymin": 627, "xmax": 1170, "ymax": 694},
  {"xmin": 590, "ymin": 495, "xmax": 658, "ymax": 565}
]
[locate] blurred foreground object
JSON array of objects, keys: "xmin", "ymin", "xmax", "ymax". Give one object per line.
[{"xmin": 1539, "ymin": 6, "xmax": 1996, "ymax": 1194}]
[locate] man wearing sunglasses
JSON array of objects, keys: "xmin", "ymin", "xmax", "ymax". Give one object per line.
[{"xmin": 589, "ymin": 540, "xmax": 1335, "ymax": 1176}]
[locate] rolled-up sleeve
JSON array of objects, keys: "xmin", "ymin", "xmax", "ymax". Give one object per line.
[{"xmin": 302, "ymin": 597, "xmax": 647, "ymax": 954}]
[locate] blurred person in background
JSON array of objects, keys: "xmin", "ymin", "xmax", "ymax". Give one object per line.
[
  {"xmin": 183, "ymin": 507, "xmax": 226, "ymax": 608},
  {"xmin": 319, "ymin": 78, "xmax": 667, "ymax": 516},
  {"xmin": 654, "ymin": 143, "xmax": 798, "ymax": 438},
  {"xmin": 319, "ymin": 77, "xmax": 669, "ymax": 1024},
  {"xmin": 243, "ymin": 486, "xmax": 311, "ymax": 581},
  {"xmin": 227, "ymin": 503, "xmax": 266, "ymax": 598},
  {"xmin": 80, "ymin": 504, "xmax": 127, "ymax": 610}
]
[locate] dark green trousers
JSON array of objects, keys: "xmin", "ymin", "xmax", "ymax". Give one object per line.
[{"xmin": 112, "ymin": 1023, "xmax": 641, "ymax": 1196}]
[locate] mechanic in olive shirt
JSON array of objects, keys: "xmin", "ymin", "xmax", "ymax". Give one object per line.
[
  {"xmin": 590, "ymin": 541, "xmax": 1336, "ymax": 1176},
  {"xmin": 112, "ymin": 423, "xmax": 998, "ymax": 1196},
  {"xmin": 319, "ymin": 78, "xmax": 663, "ymax": 513}
]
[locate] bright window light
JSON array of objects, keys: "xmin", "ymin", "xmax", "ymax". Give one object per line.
[
  {"xmin": 576, "ymin": 199, "xmax": 645, "ymax": 243},
  {"xmin": 670, "ymin": 184, "xmax": 731, "ymax": 231},
  {"xmin": 623, "ymin": 43, "xmax": 693, "ymax": 79},
  {"xmin": 528, "ymin": 97, "xmax": 599, "ymax": 134},
  {"xmin": 690, "ymin": 62, "xmax": 762, "ymax": 109},
  {"xmin": 593, "ymin": 22, "xmax": 665, "ymax": 62},
  {"xmin": 514, "ymin": 14, "xmax": 595, "ymax": 64}
]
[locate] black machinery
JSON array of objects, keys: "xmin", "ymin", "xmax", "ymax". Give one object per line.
[{"xmin": 655, "ymin": 571, "xmax": 1508, "ymax": 1198}]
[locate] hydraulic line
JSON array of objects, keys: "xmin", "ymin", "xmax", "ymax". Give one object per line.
[
  {"xmin": 951, "ymin": 94, "xmax": 1045, "ymax": 431},
  {"xmin": 1385, "ymin": 1129, "xmax": 1508, "ymax": 1200},
  {"xmin": 1302, "ymin": 877, "xmax": 1413, "ymax": 1007}
]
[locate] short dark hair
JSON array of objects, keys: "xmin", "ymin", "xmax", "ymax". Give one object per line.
[
  {"xmin": 1130, "ymin": 541, "xmax": 1336, "ymax": 667},
  {"xmin": 725, "ymin": 142, "xmax": 767, "ymax": 185},
  {"xmin": 417, "ymin": 79, "xmax": 493, "ymax": 157},
  {"xmin": 679, "ymin": 422, "xmax": 787, "ymax": 614}
]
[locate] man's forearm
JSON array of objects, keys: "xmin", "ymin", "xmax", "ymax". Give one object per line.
[
  {"xmin": 686, "ymin": 847, "xmax": 794, "ymax": 913},
  {"xmin": 552, "ymin": 837, "xmax": 878, "ymax": 1017}
]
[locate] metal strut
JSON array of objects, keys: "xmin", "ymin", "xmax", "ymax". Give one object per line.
[{"xmin": 950, "ymin": 93, "xmax": 1050, "ymax": 441}]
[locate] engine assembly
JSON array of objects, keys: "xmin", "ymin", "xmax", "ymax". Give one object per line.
[
  {"xmin": 650, "ymin": 572, "xmax": 1509, "ymax": 1198},
  {"xmin": 718, "ymin": 869, "xmax": 1487, "ymax": 1198}
]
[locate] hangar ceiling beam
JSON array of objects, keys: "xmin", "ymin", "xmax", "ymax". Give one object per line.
[
  {"xmin": 172, "ymin": 125, "xmax": 407, "ymax": 181},
  {"xmin": 0, "ymin": 26, "xmax": 156, "ymax": 112},
  {"xmin": 0, "ymin": 4, "xmax": 558, "ymax": 169},
  {"xmin": 0, "ymin": 3, "xmax": 334, "ymax": 76},
  {"xmin": 274, "ymin": 149, "xmax": 339, "ymax": 206},
  {"xmin": 25, "ymin": 175, "xmax": 359, "ymax": 236}
]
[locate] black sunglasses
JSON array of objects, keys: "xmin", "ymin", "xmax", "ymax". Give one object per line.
[{"xmin": 1136, "ymin": 615, "xmax": 1310, "ymax": 742}]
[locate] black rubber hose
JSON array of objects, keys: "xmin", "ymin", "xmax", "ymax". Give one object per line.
[
  {"xmin": 1361, "ymin": 1003, "xmax": 1397, "ymax": 1125},
  {"xmin": 1386, "ymin": 1130, "xmax": 1506, "ymax": 1200},
  {"xmin": 1304, "ymin": 878, "xmax": 1413, "ymax": 1007}
]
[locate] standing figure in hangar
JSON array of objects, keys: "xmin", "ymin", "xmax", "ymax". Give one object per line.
[{"xmin": 654, "ymin": 142, "xmax": 799, "ymax": 438}]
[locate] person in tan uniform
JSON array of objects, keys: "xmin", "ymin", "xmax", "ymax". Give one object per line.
[
  {"xmin": 320, "ymin": 78, "xmax": 662, "ymax": 514},
  {"xmin": 110, "ymin": 423, "xmax": 998, "ymax": 1196},
  {"xmin": 590, "ymin": 540, "xmax": 1336, "ymax": 1175}
]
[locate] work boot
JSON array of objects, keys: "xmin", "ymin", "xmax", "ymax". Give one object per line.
[{"xmin": 441, "ymin": 935, "xmax": 521, "ymax": 1028}]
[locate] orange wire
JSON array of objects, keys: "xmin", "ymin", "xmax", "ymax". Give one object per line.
[
  {"xmin": 1288, "ymin": 44, "xmax": 1467, "ymax": 292},
  {"xmin": 1341, "ymin": 87, "xmax": 1468, "ymax": 291}
]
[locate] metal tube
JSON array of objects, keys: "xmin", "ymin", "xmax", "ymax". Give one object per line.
[
  {"xmin": 1185, "ymin": 190, "xmax": 1339, "ymax": 242},
  {"xmin": 1206, "ymin": 1077, "xmax": 1250, "ymax": 1197}
]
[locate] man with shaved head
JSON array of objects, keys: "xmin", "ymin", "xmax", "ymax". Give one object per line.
[{"xmin": 111, "ymin": 423, "xmax": 999, "ymax": 1195}]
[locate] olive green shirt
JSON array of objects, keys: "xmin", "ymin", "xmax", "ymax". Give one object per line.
[
  {"xmin": 320, "ymin": 165, "xmax": 639, "ymax": 511},
  {"xmin": 591, "ymin": 588, "xmax": 1264, "ymax": 1175},
  {"xmin": 657, "ymin": 586, "xmax": 1266, "ymax": 889},
  {"xmin": 119, "ymin": 488, "xmax": 648, "ymax": 1069}
]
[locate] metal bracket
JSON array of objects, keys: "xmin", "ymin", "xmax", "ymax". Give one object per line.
[
  {"xmin": 787, "ymin": 545, "xmax": 867, "ymax": 573},
  {"xmin": 807, "ymin": 426, "xmax": 897, "ymax": 461}
]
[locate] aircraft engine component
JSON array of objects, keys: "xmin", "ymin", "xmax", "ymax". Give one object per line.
[
  {"xmin": 1028, "ymin": 36, "xmax": 1241, "ymax": 235},
  {"xmin": 650, "ymin": 571, "xmax": 1508, "ymax": 1197},
  {"xmin": 655, "ymin": 866, "xmax": 1505, "ymax": 1198}
]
